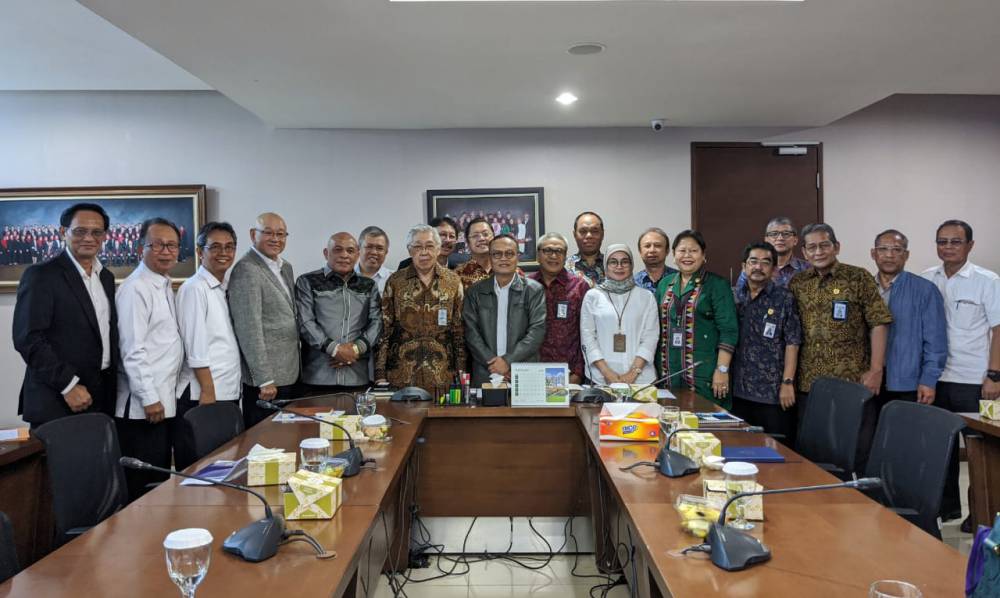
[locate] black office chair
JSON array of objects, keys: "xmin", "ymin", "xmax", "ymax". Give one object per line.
[
  {"xmin": 864, "ymin": 400, "xmax": 964, "ymax": 539},
  {"xmin": 796, "ymin": 377, "xmax": 873, "ymax": 480},
  {"xmin": 181, "ymin": 402, "xmax": 245, "ymax": 464},
  {"xmin": 0, "ymin": 511, "xmax": 18, "ymax": 584},
  {"xmin": 34, "ymin": 413, "xmax": 128, "ymax": 547}
]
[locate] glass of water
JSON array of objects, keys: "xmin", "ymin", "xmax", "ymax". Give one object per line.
[
  {"xmin": 869, "ymin": 580, "xmax": 922, "ymax": 598},
  {"xmin": 164, "ymin": 528, "xmax": 213, "ymax": 598},
  {"xmin": 355, "ymin": 392, "xmax": 377, "ymax": 417}
]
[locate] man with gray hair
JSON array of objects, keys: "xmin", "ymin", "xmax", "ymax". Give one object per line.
[
  {"xmin": 228, "ymin": 212, "xmax": 299, "ymax": 428},
  {"xmin": 737, "ymin": 216, "xmax": 810, "ymax": 291},
  {"xmin": 356, "ymin": 225, "xmax": 393, "ymax": 294},
  {"xmin": 528, "ymin": 232, "xmax": 590, "ymax": 383},
  {"xmin": 297, "ymin": 232, "xmax": 382, "ymax": 394}
]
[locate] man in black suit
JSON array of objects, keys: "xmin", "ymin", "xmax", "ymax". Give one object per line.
[{"xmin": 13, "ymin": 203, "xmax": 118, "ymax": 427}]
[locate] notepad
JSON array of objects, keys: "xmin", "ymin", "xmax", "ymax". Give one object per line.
[
  {"xmin": 721, "ymin": 446, "xmax": 786, "ymax": 463},
  {"xmin": 180, "ymin": 458, "xmax": 247, "ymax": 485}
]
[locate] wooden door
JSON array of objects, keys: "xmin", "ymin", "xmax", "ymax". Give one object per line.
[{"xmin": 691, "ymin": 143, "xmax": 823, "ymax": 284}]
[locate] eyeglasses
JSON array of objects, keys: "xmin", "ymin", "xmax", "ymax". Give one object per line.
[
  {"xmin": 874, "ymin": 245, "xmax": 907, "ymax": 255},
  {"xmin": 205, "ymin": 243, "xmax": 237, "ymax": 253},
  {"xmin": 539, "ymin": 246, "xmax": 567, "ymax": 257},
  {"xmin": 362, "ymin": 244, "xmax": 387, "ymax": 253},
  {"xmin": 765, "ymin": 231, "xmax": 796, "ymax": 239},
  {"xmin": 69, "ymin": 227, "xmax": 107, "ymax": 239},
  {"xmin": 490, "ymin": 250, "xmax": 517, "ymax": 260},
  {"xmin": 936, "ymin": 238, "xmax": 967, "ymax": 247},
  {"xmin": 607, "ymin": 258, "xmax": 632, "ymax": 268},
  {"xmin": 745, "ymin": 258, "xmax": 773, "ymax": 267},
  {"xmin": 803, "ymin": 241, "xmax": 835, "ymax": 254},
  {"xmin": 674, "ymin": 248, "xmax": 701, "ymax": 256},
  {"xmin": 256, "ymin": 229, "xmax": 289, "ymax": 240},
  {"xmin": 437, "ymin": 230, "xmax": 457, "ymax": 241},
  {"xmin": 146, "ymin": 241, "xmax": 180, "ymax": 253},
  {"xmin": 409, "ymin": 244, "xmax": 437, "ymax": 254}
]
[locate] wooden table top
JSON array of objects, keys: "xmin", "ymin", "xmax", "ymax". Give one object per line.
[
  {"xmin": 584, "ymin": 389, "xmax": 968, "ymax": 597},
  {"xmin": 962, "ymin": 412, "xmax": 1000, "ymax": 437},
  {"xmin": 0, "ymin": 436, "xmax": 42, "ymax": 468}
]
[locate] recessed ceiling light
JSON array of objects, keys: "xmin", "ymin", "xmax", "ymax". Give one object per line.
[
  {"xmin": 568, "ymin": 42, "xmax": 606, "ymax": 56},
  {"xmin": 556, "ymin": 92, "xmax": 578, "ymax": 106}
]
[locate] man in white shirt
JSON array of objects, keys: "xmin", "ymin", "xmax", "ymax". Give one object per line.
[
  {"xmin": 177, "ymin": 221, "xmax": 242, "ymax": 407},
  {"xmin": 922, "ymin": 219, "xmax": 1000, "ymax": 527},
  {"xmin": 356, "ymin": 225, "xmax": 393, "ymax": 294},
  {"xmin": 116, "ymin": 218, "xmax": 190, "ymax": 500}
]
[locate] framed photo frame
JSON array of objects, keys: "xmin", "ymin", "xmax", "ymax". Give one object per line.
[
  {"xmin": 0, "ymin": 185, "xmax": 206, "ymax": 291},
  {"xmin": 426, "ymin": 187, "xmax": 545, "ymax": 269}
]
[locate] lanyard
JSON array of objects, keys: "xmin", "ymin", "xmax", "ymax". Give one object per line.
[{"xmin": 602, "ymin": 288, "xmax": 632, "ymax": 333}]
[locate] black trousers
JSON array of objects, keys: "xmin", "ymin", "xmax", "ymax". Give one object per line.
[
  {"xmin": 116, "ymin": 386, "xmax": 194, "ymax": 502},
  {"xmin": 936, "ymin": 381, "xmax": 981, "ymax": 519},
  {"xmin": 730, "ymin": 395, "xmax": 797, "ymax": 447},
  {"xmin": 242, "ymin": 383, "xmax": 299, "ymax": 429}
]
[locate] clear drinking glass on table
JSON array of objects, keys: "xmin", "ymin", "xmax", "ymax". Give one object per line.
[
  {"xmin": 164, "ymin": 528, "xmax": 213, "ymax": 598},
  {"xmin": 869, "ymin": 580, "xmax": 922, "ymax": 598},
  {"xmin": 658, "ymin": 405, "xmax": 680, "ymax": 448},
  {"xmin": 355, "ymin": 392, "xmax": 377, "ymax": 417},
  {"xmin": 299, "ymin": 437, "xmax": 331, "ymax": 473},
  {"xmin": 722, "ymin": 461, "xmax": 758, "ymax": 530}
]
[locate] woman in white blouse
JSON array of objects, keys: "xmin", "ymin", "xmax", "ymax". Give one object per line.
[{"xmin": 580, "ymin": 244, "xmax": 660, "ymax": 385}]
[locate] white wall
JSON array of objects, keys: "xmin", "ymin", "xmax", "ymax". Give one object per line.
[{"xmin": 1, "ymin": 91, "xmax": 998, "ymax": 426}]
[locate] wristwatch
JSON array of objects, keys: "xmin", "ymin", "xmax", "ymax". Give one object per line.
[
  {"xmin": 717, "ymin": 365, "xmax": 729, "ymax": 374},
  {"xmin": 631, "ymin": 367, "xmax": 642, "ymax": 375},
  {"xmin": 988, "ymin": 370, "xmax": 1000, "ymax": 383},
  {"xmin": 782, "ymin": 378, "xmax": 794, "ymax": 386}
]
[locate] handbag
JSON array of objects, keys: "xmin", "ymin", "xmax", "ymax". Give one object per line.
[{"xmin": 968, "ymin": 514, "xmax": 1000, "ymax": 597}]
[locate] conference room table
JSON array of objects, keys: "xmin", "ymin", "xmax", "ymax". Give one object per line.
[{"xmin": 1, "ymin": 390, "xmax": 967, "ymax": 597}]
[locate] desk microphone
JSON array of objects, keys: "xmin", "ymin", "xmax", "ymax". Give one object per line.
[
  {"xmin": 119, "ymin": 456, "xmax": 329, "ymax": 563},
  {"xmin": 702, "ymin": 477, "xmax": 883, "ymax": 571},
  {"xmin": 256, "ymin": 399, "xmax": 367, "ymax": 477},
  {"xmin": 628, "ymin": 361, "xmax": 704, "ymax": 400},
  {"xmin": 656, "ymin": 425, "xmax": 764, "ymax": 478}
]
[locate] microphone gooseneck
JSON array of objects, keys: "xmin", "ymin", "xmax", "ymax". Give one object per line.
[{"xmin": 256, "ymin": 398, "xmax": 367, "ymax": 477}]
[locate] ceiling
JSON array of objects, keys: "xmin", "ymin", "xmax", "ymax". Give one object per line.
[{"xmin": 7, "ymin": 0, "xmax": 1000, "ymax": 128}]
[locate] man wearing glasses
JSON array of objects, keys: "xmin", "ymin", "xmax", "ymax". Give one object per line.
[
  {"xmin": 922, "ymin": 219, "xmax": 1000, "ymax": 528},
  {"xmin": 356, "ymin": 225, "xmax": 393, "ymax": 294},
  {"xmin": 228, "ymin": 212, "xmax": 299, "ymax": 428},
  {"xmin": 14, "ymin": 203, "xmax": 118, "ymax": 427},
  {"xmin": 463, "ymin": 235, "xmax": 546, "ymax": 386},
  {"xmin": 115, "ymin": 217, "xmax": 190, "ymax": 499},
  {"xmin": 735, "ymin": 216, "xmax": 809, "ymax": 291},
  {"xmin": 176, "ymin": 222, "xmax": 243, "ymax": 450},
  {"xmin": 455, "ymin": 217, "xmax": 496, "ymax": 290},
  {"xmin": 528, "ymin": 233, "xmax": 591, "ymax": 384},
  {"xmin": 789, "ymin": 223, "xmax": 892, "ymax": 458},
  {"xmin": 869, "ymin": 229, "xmax": 947, "ymax": 410}
]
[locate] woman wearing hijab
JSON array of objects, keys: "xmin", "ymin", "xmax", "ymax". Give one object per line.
[
  {"xmin": 580, "ymin": 244, "xmax": 660, "ymax": 386},
  {"xmin": 656, "ymin": 230, "xmax": 739, "ymax": 408}
]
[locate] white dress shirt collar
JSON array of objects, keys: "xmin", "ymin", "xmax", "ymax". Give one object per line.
[
  {"xmin": 65, "ymin": 249, "xmax": 104, "ymax": 278},
  {"xmin": 251, "ymin": 246, "xmax": 284, "ymax": 270},
  {"xmin": 195, "ymin": 264, "xmax": 229, "ymax": 291}
]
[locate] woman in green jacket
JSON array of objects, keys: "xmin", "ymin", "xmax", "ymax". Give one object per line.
[{"xmin": 656, "ymin": 230, "xmax": 739, "ymax": 408}]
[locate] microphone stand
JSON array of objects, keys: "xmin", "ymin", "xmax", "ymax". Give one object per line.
[
  {"xmin": 257, "ymin": 399, "xmax": 368, "ymax": 477},
  {"xmin": 119, "ymin": 457, "xmax": 331, "ymax": 563},
  {"xmin": 628, "ymin": 360, "xmax": 704, "ymax": 401},
  {"xmin": 699, "ymin": 477, "xmax": 883, "ymax": 571},
  {"xmin": 624, "ymin": 425, "xmax": 764, "ymax": 478}
]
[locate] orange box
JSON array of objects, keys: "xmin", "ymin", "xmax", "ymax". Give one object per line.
[{"xmin": 598, "ymin": 403, "xmax": 661, "ymax": 442}]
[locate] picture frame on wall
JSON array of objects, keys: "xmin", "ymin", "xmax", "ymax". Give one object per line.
[
  {"xmin": 426, "ymin": 187, "xmax": 545, "ymax": 269},
  {"xmin": 0, "ymin": 185, "xmax": 206, "ymax": 291}
]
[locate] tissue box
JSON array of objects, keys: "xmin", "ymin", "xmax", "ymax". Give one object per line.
[
  {"xmin": 282, "ymin": 470, "xmax": 343, "ymax": 520},
  {"xmin": 599, "ymin": 402, "xmax": 661, "ymax": 441},
  {"xmin": 318, "ymin": 413, "xmax": 365, "ymax": 442},
  {"xmin": 628, "ymin": 384, "xmax": 658, "ymax": 403},
  {"xmin": 673, "ymin": 432, "xmax": 721, "ymax": 465},
  {"xmin": 246, "ymin": 451, "xmax": 297, "ymax": 486},
  {"xmin": 704, "ymin": 479, "xmax": 764, "ymax": 521},
  {"xmin": 679, "ymin": 411, "xmax": 699, "ymax": 430},
  {"xmin": 981, "ymin": 400, "xmax": 1000, "ymax": 421}
]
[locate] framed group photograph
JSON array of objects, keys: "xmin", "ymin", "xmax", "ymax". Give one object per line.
[
  {"xmin": 0, "ymin": 185, "xmax": 206, "ymax": 291},
  {"xmin": 426, "ymin": 187, "xmax": 545, "ymax": 268}
]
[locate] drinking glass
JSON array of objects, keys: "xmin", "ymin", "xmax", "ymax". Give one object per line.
[
  {"xmin": 299, "ymin": 437, "xmax": 331, "ymax": 473},
  {"xmin": 869, "ymin": 580, "xmax": 922, "ymax": 598},
  {"xmin": 658, "ymin": 405, "xmax": 680, "ymax": 434},
  {"xmin": 355, "ymin": 392, "xmax": 377, "ymax": 417},
  {"xmin": 722, "ymin": 461, "xmax": 758, "ymax": 530},
  {"xmin": 164, "ymin": 528, "xmax": 213, "ymax": 598}
]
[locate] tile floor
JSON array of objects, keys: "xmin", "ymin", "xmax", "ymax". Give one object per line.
[{"xmin": 374, "ymin": 464, "xmax": 975, "ymax": 597}]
